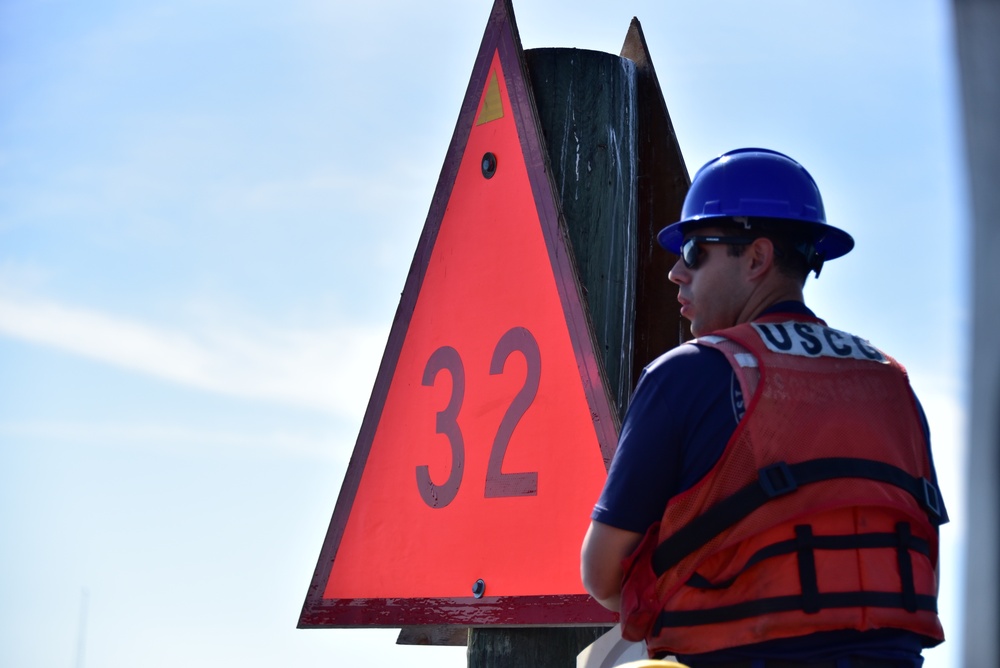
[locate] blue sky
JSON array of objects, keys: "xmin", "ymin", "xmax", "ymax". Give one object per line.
[{"xmin": 0, "ymin": 1, "xmax": 967, "ymax": 666}]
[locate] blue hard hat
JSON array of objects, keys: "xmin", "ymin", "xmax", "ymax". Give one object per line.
[{"xmin": 657, "ymin": 148, "xmax": 854, "ymax": 261}]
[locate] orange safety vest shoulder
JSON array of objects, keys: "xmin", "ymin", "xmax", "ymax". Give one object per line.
[{"xmin": 619, "ymin": 315, "xmax": 945, "ymax": 656}]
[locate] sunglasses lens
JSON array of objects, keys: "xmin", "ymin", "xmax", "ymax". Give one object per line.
[{"xmin": 682, "ymin": 239, "xmax": 699, "ymax": 268}]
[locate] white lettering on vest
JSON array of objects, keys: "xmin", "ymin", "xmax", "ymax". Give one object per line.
[{"xmin": 751, "ymin": 321, "xmax": 887, "ymax": 362}]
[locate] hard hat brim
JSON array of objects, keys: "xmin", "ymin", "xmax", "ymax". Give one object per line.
[{"xmin": 657, "ymin": 217, "xmax": 855, "ymax": 262}]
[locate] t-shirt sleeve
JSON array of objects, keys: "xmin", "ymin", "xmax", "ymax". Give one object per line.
[{"xmin": 591, "ymin": 343, "xmax": 739, "ymax": 534}]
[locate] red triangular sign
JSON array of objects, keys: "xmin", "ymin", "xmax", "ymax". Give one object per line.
[{"xmin": 300, "ymin": 0, "xmax": 618, "ymax": 628}]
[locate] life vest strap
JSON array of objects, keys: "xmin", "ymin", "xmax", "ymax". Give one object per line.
[
  {"xmin": 896, "ymin": 521, "xmax": 918, "ymax": 613},
  {"xmin": 795, "ymin": 525, "xmax": 821, "ymax": 614},
  {"xmin": 684, "ymin": 526, "xmax": 932, "ymax": 590},
  {"xmin": 653, "ymin": 591, "xmax": 939, "ymax": 631},
  {"xmin": 653, "ymin": 457, "xmax": 945, "ymax": 578}
]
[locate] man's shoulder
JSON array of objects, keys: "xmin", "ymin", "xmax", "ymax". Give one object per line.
[
  {"xmin": 644, "ymin": 341, "xmax": 731, "ymax": 380},
  {"xmin": 648, "ymin": 339, "xmax": 731, "ymax": 368}
]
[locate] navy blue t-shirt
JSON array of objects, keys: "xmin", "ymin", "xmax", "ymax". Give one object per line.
[{"xmin": 592, "ymin": 302, "xmax": 939, "ymax": 665}]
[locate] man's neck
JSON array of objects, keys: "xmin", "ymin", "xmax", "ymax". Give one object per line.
[{"xmin": 737, "ymin": 283, "xmax": 804, "ymax": 325}]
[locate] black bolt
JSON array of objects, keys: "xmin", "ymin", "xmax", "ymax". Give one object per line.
[
  {"xmin": 472, "ymin": 579, "xmax": 486, "ymax": 598},
  {"xmin": 481, "ymin": 152, "xmax": 497, "ymax": 179}
]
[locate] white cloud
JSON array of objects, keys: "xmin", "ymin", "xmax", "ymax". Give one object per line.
[{"xmin": 0, "ymin": 294, "xmax": 387, "ymax": 419}]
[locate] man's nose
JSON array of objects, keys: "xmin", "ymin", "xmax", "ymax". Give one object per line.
[{"xmin": 667, "ymin": 257, "xmax": 688, "ymax": 285}]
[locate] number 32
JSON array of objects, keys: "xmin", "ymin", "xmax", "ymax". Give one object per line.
[{"xmin": 416, "ymin": 326, "xmax": 541, "ymax": 508}]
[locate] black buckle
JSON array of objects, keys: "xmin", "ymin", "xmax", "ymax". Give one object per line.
[
  {"xmin": 759, "ymin": 461, "xmax": 798, "ymax": 498},
  {"xmin": 922, "ymin": 478, "xmax": 942, "ymax": 521}
]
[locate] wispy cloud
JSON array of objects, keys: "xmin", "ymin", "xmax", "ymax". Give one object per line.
[{"xmin": 0, "ymin": 294, "xmax": 387, "ymax": 419}]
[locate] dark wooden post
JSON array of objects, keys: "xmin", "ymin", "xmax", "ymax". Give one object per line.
[
  {"xmin": 468, "ymin": 627, "xmax": 609, "ymax": 667},
  {"xmin": 526, "ymin": 47, "xmax": 638, "ymax": 417}
]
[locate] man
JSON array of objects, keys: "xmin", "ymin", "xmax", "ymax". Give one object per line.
[{"xmin": 581, "ymin": 149, "xmax": 946, "ymax": 667}]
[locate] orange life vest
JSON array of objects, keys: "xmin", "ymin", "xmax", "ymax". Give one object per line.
[{"xmin": 619, "ymin": 315, "xmax": 945, "ymax": 656}]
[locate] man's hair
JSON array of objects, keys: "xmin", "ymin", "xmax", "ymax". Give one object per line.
[{"xmin": 717, "ymin": 218, "xmax": 816, "ymax": 285}]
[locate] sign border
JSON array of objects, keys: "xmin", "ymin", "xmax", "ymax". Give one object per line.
[{"xmin": 298, "ymin": 0, "xmax": 618, "ymax": 629}]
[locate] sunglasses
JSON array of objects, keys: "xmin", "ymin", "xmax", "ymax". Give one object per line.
[{"xmin": 680, "ymin": 236, "xmax": 755, "ymax": 269}]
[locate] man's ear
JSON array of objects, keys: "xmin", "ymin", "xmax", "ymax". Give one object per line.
[{"xmin": 746, "ymin": 237, "xmax": 775, "ymax": 279}]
